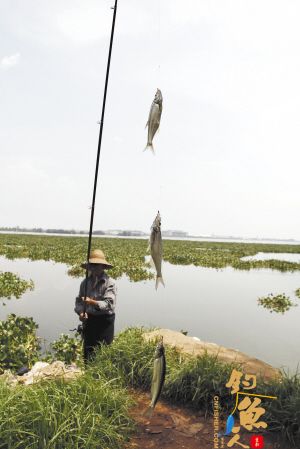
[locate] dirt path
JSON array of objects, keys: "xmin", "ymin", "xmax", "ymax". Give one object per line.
[{"xmin": 126, "ymin": 390, "xmax": 293, "ymax": 449}]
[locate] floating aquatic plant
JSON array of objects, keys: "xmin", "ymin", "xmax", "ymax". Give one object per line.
[
  {"xmin": 295, "ymin": 288, "xmax": 300, "ymax": 299},
  {"xmin": 0, "ymin": 314, "xmax": 40, "ymax": 372},
  {"xmin": 46, "ymin": 333, "xmax": 82, "ymax": 365},
  {"xmin": 0, "ymin": 234, "xmax": 300, "ymax": 283},
  {"xmin": 0, "ymin": 271, "xmax": 34, "ymax": 302},
  {"xmin": 257, "ymin": 293, "xmax": 297, "ymax": 314}
]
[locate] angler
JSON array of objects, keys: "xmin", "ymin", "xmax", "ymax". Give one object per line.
[
  {"xmin": 74, "ymin": 249, "xmax": 116, "ymax": 363},
  {"xmin": 74, "ymin": 0, "xmax": 118, "ymax": 365}
]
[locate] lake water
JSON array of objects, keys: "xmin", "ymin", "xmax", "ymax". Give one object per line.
[
  {"xmin": 241, "ymin": 252, "xmax": 300, "ymax": 263},
  {"xmin": 0, "ymin": 256, "xmax": 300, "ymax": 374}
]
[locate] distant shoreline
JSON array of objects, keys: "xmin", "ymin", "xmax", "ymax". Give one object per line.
[{"xmin": 0, "ymin": 230, "xmax": 299, "ymax": 245}]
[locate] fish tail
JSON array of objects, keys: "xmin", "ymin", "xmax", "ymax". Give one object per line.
[
  {"xmin": 142, "ymin": 405, "xmax": 154, "ymax": 419},
  {"xmin": 155, "ymin": 276, "xmax": 165, "ymax": 290},
  {"xmin": 144, "ymin": 144, "xmax": 155, "ymax": 154}
]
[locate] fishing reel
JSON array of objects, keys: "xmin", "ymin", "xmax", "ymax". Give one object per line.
[
  {"xmin": 69, "ymin": 323, "xmax": 86, "ymax": 336},
  {"xmin": 76, "ymin": 324, "xmax": 84, "ymax": 335}
]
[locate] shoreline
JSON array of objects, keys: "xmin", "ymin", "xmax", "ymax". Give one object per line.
[{"xmin": 0, "ymin": 230, "xmax": 299, "ymax": 245}]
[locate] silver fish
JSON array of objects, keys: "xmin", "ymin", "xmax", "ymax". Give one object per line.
[
  {"xmin": 149, "ymin": 211, "xmax": 165, "ymax": 289},
  {"xmin": 144, "ymin": 89, "xmax": 163, "ymax": 153},
  {"xmin": 145, "ymin": 339, "xmax": 166, "ymax": 418}
]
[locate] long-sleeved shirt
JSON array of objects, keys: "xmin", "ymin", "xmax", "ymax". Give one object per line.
[{"xmin": 74, "ymin": 272, "xmax": 116, "ymax": 316}]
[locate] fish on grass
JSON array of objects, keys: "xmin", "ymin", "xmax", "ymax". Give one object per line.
[
  {"xmin": 144, "ymin": 88, "xmax": 163, "ymax": 154},
  {"xmin": 144, "ymin": 339, "xmax": 166, "ymax": 419},
  {"xmin": 149, "ymin": 211, "xmax": 165, "ymax": 289}
]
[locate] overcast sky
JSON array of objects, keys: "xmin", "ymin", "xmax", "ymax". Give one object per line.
[{"xmin": 1, "ymin": 0, "xmax": 300, "ymax": 239}]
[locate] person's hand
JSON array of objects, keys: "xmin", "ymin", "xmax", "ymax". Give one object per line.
[
  {"xmin": 81, "ymin": 296, "xmax": 96, "ymax": 305},
  {"xmin": 79, "ymin": 312, "xmax": 88, "ymax": 321}
]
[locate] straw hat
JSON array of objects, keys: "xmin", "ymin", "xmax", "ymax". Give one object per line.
[{"xmin": 81, "ymin": 249, "xmax": 113, "ymax": 269}]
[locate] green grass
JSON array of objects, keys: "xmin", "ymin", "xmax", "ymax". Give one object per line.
[
  {"xmin": 0, "ymin": 366, "xmax": 134, "ymax": 449},
  {"xmin": 88, "ymin": 327, "xmax": 247, "ymax": 412}
]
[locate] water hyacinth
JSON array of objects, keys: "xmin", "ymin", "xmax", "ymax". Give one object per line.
[
  {"xmin": 0, "ymin": 314, "xmax": 40, "ymax": 371},
  {"xmin": 257, "ymin": 293, "xmax": 297, "ymax": 314},
  {"xmin": 0, "ymin": 235, "xmax": 300, "ymax": 283},
  {"xmin": 47, "ymin": 333, "xmax": 83, "ymax": 365},
  {"xmin": 0, "ymin": 271, "xmax": 34, "ymax": 301}
]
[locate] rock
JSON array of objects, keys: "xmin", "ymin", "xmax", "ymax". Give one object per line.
[
  {"xmin": 0, "ymin": 370, "xmax": 19, "ymax": 387},
  {"xmin": 143, "ymin": 329, "xmax": 281, "ymax": 381},
  {"xmin": 170, "ymin": 415, "xmax": 204, "ymax": 436},
  {"xmin": 20, "ymin": 360, "xmax": 82, "ymax": 385},
  {"xmin": 0, "ymin": 361, "xmax": 83, "ymax": 387},
  {"xmin": 187, "ymin": 423, "xmax": 204, "ymax": 435}
]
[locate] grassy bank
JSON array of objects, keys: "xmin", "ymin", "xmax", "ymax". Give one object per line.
[
  {"xmin": 1, "ymin": 327, "xmax": 300, "ymax": 447},
  {"xmin": 89, "ymin": 327, "xmax": 300, "ymax": 447},
  {"xmin": 0, "ymin": 365, "xmax": 134, "ymax": 449}
]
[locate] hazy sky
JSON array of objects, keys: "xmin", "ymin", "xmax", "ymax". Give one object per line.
[{"xmin": 1, "ymin": 0, "xmax": 300, "ymax": 239}]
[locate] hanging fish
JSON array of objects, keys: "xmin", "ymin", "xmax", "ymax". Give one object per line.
[
  {"xmin": 144, "ymin": 339, "xmax": 166, "ymax": 418},
  {"xmin": 144, "ymin": 89, "xmax": 163, "ymax": 153},
  {"xmin": 149, "ymin": 211, "xmax": 165, "ymax": 289}
]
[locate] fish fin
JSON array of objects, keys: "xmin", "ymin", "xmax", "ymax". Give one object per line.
[
  {"xmin": 145, "ymin": 120, "xmax": 149, "ymax": 129},
  {"xmin": 143, "ymin": 144, "xmax": 155, "ymax": 154},
  {"xmin": 142, "ymin": 405, "xmax": 154, "ymax": 419},
  {"xmin": 155, "ymin": 276, "xmax": 165, "ymax": 290}
]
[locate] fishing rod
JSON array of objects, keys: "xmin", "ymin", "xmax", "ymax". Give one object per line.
[{"xmin": 82, "ymin": 0, "xmax": 118, "ymax": 321}]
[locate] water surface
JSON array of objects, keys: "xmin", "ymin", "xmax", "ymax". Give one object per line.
[{"xmin": 241, "ymin": 252, "xmax": 300, "ymax": 263}]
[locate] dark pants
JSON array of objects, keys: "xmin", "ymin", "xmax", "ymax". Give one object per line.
[{"xmin": 83, "ymin": 314, "xmax": 115, "ymax": 364}]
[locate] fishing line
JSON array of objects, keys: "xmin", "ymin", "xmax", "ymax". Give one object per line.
[
  {"xmin": 83, "ymin": 0, "xmax": 118, "ymax": 315},
  {"xmin": 157, "ymin": 0, "xmax": 161, "ymax": 85},
  {"xmin": 155, "ymin": 0, "xmax": 164, "ymax": 217}
]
